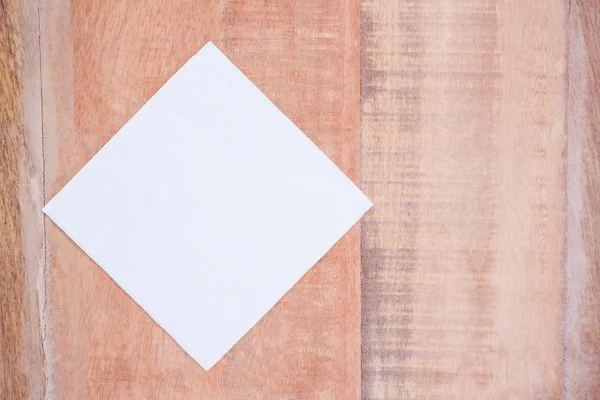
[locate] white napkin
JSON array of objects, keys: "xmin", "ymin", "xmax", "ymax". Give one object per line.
[{"xmin": 44, "ymin": 42, "xmax": 372, "ymax": 370}]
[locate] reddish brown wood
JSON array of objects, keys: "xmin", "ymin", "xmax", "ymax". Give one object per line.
[{"xmin": 40, "ymin": 1, "xmax": 361, "ymax": 398}]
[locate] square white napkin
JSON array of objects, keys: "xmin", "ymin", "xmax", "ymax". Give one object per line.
[{"xmin": 44, "ymin": 42, "xmax": 372, "ymax": 370}]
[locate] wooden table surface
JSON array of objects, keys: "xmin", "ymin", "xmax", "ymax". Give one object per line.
[{"xmin": 2, "ymin": 0, "xmax": 599, "ymax": 398}]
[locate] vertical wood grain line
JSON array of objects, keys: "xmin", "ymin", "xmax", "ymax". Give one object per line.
[{"xmin": 360, "ymin": 1, "xmax": 424, "ymax": 397}]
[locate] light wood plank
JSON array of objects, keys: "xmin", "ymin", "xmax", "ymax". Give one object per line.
[
  {"xmin": 361, "ymin": 0, "xmax": 567, "ymax": 398},
  {"xmin": 41, "ymin": 0, "xmax": 360, "ymax": 398}
]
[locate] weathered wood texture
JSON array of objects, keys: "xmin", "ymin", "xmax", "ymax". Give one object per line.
[
  {"xmin": 361, "ymin": 0, "xmax": 567, "ymax": 398},
  {"xmin": 40, "ymin": 0, "xmax": 360, "ymax": 398},
  {"xmin": 0, "ymin": 0, "xmax": 45, "ymax": 398},
  {"xmin": 565, "ymin": 0, "xmax": 600, "ymax": 398},
  {"xmin": 6, "ymin": 0, "xmax": 600, "ymax": 398}
]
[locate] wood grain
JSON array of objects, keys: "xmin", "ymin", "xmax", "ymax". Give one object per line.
[
  {"xmin": 360, "ymin": 0, "xmax": 567, "ymax": 398},
  {"xmin": 564, "ymin": 0, "xmax": 600, "ymax": 397},
  {"xmin": 40, "ymin": 0, "xmax": 360, "ymax": 398},
  {"xmin": 0, "ymin": 0, "xmax": 45, "ymax": 398},
  {"xmin": 6, "ymin": 0, "xmax": 600, "ymax": 398}
]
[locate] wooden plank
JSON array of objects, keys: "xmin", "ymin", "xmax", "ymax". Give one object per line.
[
  {"xmin": 0, "ymin": 0, "xmax": 45, "ymax": 398},
  {"xmin": 360, "ymin": 0, "xmax": 567, "ymax": 398},
  {"xmin": 564, "ymin": 0, "xmax": 600, "ymax": 397},
  {"xmin": 40, "ymin": 0, "xmax": 360, "ymax": 398}
]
